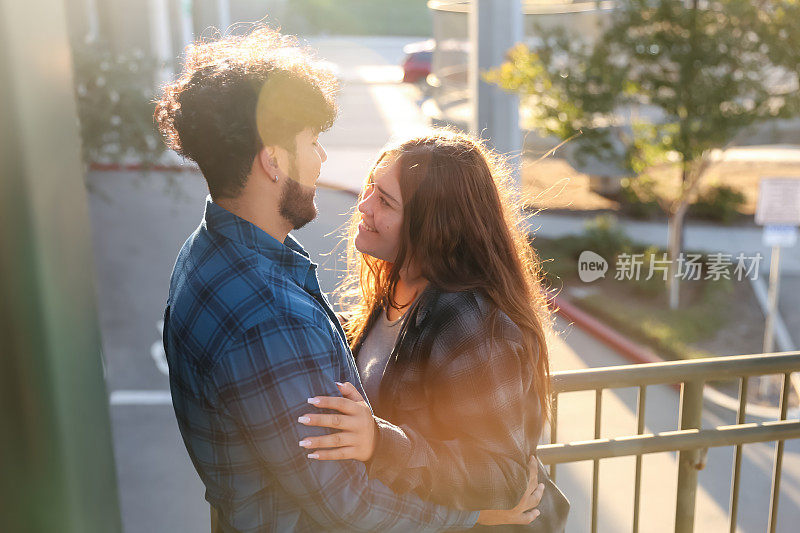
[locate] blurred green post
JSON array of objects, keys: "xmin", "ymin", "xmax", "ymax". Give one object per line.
[{"xmin": 0, "ymin": 0, "xmax": 122, "ymax": 532}]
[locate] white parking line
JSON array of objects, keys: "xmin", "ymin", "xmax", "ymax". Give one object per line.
[
  {"xmin": 152, "ymin": 319, "xmax": 170, "ymax": 376},
  {"xmin": 110, "ymin": 390, "xmax": 172, "ymax": 406}
]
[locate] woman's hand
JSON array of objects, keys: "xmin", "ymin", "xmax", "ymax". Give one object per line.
[
  {"xmin": 298, "ymin": 381, "xmax": 377, "ymax": 462},
  {"xmin": 477, "ymin": 456, "xmax": 545, "ymax": 526}
]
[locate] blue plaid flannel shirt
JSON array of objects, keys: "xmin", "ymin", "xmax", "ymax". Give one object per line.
[{"xmin": 163, "ymin": 198, "xmax": 478, "ymax": 532}]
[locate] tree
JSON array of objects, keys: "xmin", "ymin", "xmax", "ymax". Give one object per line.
[
  {"xmin": 486, "ymin": 0, "xmax": 800, "ymax": 308},
  {"xmin": 72, "ymin": 39, "xmax": 165, "ymax": 167}
]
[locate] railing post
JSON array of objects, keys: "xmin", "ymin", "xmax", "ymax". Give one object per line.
[
  {"xmin": 767, "ymin": 372, "xmax": 792, "ymax": 533},
  {"xmin": 675, "ymin": 380, "xmax": 705, "ymax": 533}
]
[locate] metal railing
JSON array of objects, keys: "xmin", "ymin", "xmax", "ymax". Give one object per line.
[{"xmin": 537, "ymin": 351, "xmax": 800, "ymax": 533}]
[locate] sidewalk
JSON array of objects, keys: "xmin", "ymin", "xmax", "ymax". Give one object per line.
[{"xmin": 528, "ymin": 211, "xmax": 800, "ymax": 274}]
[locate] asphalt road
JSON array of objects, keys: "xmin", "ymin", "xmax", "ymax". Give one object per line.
[{"xmin": 87, "ymin": 36, "xmax": 800, "ymax": 532}]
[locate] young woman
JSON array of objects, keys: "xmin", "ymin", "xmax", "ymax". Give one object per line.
[{"xmin": 299, "ymin": 130, "xmax": 560, "ymax": 528}]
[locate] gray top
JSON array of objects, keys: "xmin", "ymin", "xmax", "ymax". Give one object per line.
[{"xmin": 357, "ymin": 308, "xmax": 405, "ymax": 412}]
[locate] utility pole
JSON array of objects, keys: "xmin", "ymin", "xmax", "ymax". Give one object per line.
[
  {"xmin": 469, "ymin": 0, "xmax": 523, "ymax": 183},
  {"xmin": 0, "ymin": 1, "xmax": 121, "ymax": 532}
]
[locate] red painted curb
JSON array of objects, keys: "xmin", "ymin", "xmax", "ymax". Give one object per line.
[{"xmin": 553, "ymin": 295, "xmax": 663, "ymax": 365}]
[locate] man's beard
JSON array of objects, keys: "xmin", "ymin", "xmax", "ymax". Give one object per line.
[{"xmin": 278, "ymin": 157, "xmax": 318, "ymax": 230}]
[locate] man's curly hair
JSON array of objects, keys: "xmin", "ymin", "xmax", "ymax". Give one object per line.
[{"xmin": 154, "ymin": 26, "xmax": 338, "ymax": 198}]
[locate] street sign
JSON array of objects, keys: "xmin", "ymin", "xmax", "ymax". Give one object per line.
[
  {"xmin": 755, "ymin": 178, "xmax": 800, "ymax": 356},
  {"xmin": 755, "ymin": 177, "xmax": 800, "ymax": 225},
  {"xmin": 763, "ymin": 225, "xmax": 798, "ymax": 248}
]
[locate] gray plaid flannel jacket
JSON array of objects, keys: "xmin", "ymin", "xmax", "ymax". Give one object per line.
[{"xmin": 355, "ymin": 286, "xmax": 542, "ymax": 526}]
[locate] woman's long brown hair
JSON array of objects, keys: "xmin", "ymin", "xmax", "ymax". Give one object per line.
[{"xmin": 338, "ymin": 129, "xmax": 553, "ymax": 425}]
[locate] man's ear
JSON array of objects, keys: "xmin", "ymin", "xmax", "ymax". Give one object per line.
[{"xmin": 257, "ymin": 146, "xmax": 280, "ymax": 181}]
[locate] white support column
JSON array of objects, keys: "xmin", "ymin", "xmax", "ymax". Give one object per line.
[
  {"xmin": 217, "ymin": 0, "xmax": 231, "ymax": 33},
  {"xmin": 469, "ymin": 0, "xmax": 523, "ymax": 182},
  {"xmin": 149, "ymin": 0, "xmax": 174, "ymax": 84},
  {"xmin": 180, "ymin": 0, "xmax": 194, "ymax": 48},
  {"xmin": 84, "ymin": 0, "xmax": 99, "ymax": 40}
]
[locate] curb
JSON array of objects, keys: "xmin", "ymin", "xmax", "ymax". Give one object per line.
[{"xmin": 553, "ymin": 296, "xmax": 662, "ymax": 365}]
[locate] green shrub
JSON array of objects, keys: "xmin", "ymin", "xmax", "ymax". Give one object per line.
[
  {"xmin": 531, "ymin": 234, "xmax": 583, "ymax": 283},
  {"xmin": 618, "ymin": 176, "xmax": 661, "ymax": 219},
  {"xmin": 577, "ymin": 275, "xmax": 731, "ymax": 360},
  {"xmin": 533, "ymin": 215, "xmax": 634, "ymax": 284},
  {"xmin": 581, "ymin": 214, "xmax": 633, "ymax": 259},
  {"xmin": 72, "ymin": 40, "xmax": 165, "ymax": 166},
  {"xmin": 626, "ymin": 245, "xmax": 669, "ymax": 295},
  {"xmin": 690, "ymin": 184, "xmax": 745, "ymax": 224},
  {"xmin": 533, "ymin": 215, "xmax": 727, "ymax": 291}
]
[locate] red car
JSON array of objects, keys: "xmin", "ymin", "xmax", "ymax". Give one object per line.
[{"xmin": 401, "ymin": 40, "xmax": 434, "ymax": 84}]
